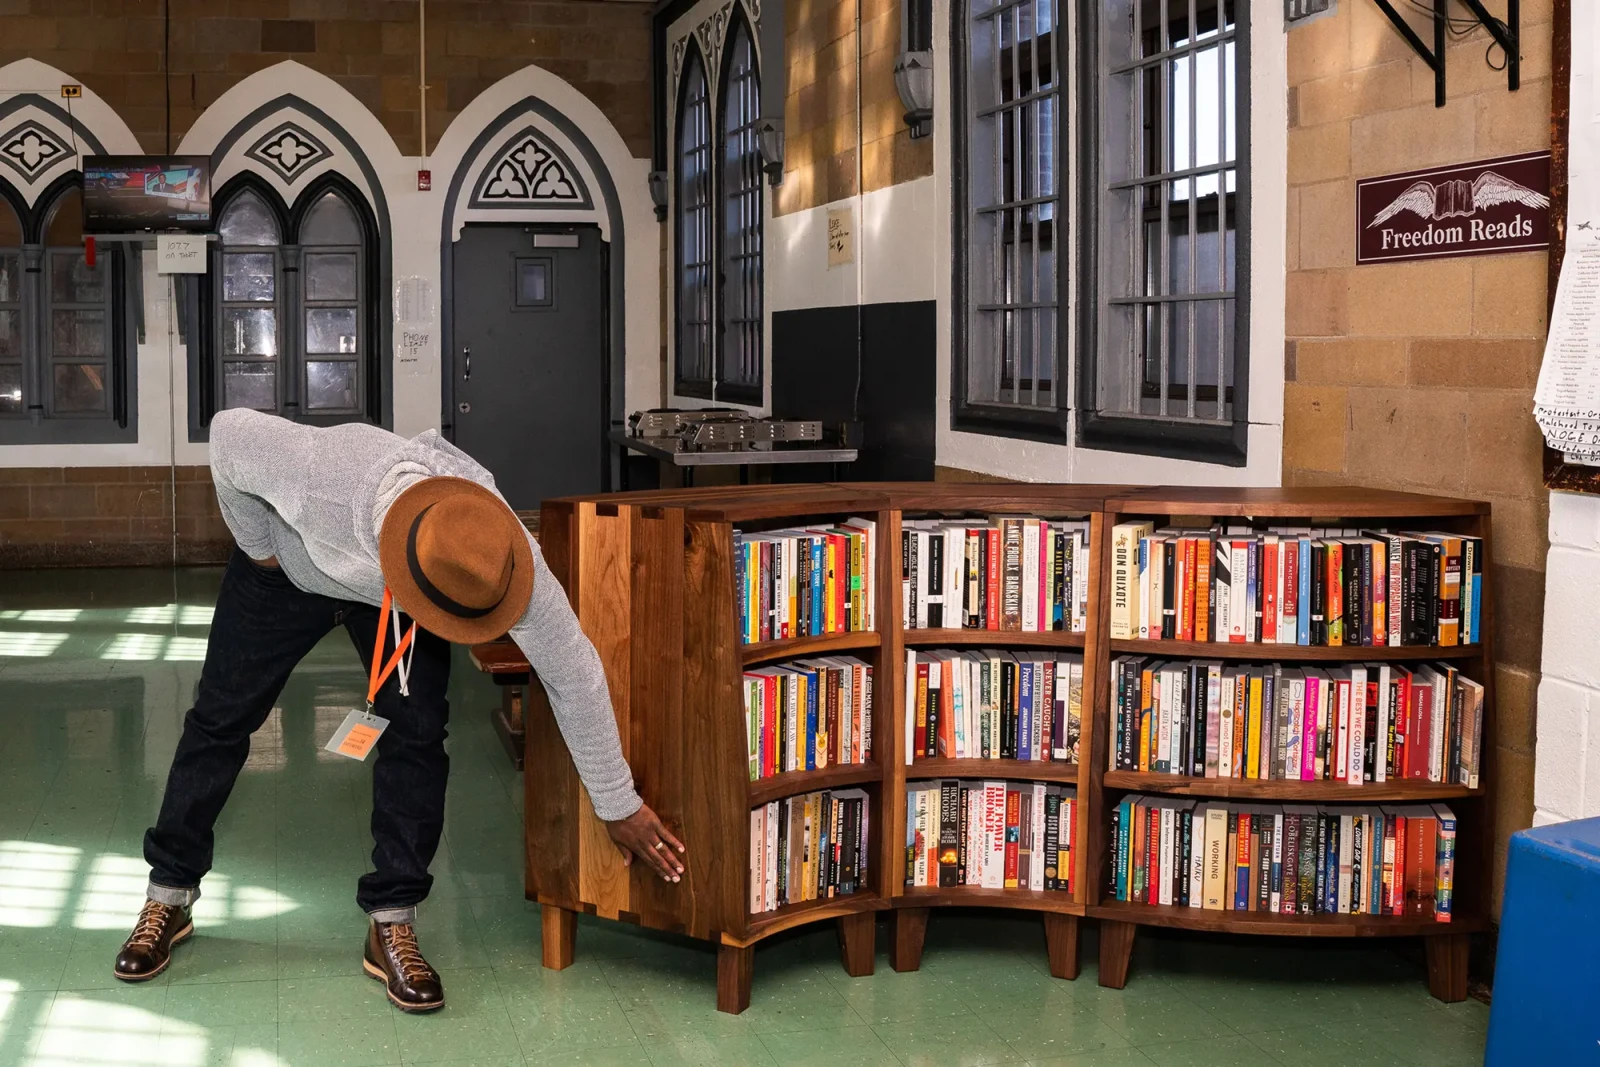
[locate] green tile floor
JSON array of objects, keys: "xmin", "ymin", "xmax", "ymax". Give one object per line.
[{"xmin": 0, "ymin": 567, "xmax": 1489, "ymax": 1067}]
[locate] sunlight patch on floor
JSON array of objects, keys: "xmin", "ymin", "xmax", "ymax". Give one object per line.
[
  {"xmin": 0, "ymin": 843, "xmax": 80, "ymax": 928},
  {"xmin": 0, "ymin": 632, "xmax": 70, "ymax": 657}
]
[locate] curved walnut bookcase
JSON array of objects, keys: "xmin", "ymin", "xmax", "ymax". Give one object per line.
[
  {"xmin": 521, "ymin": 484, "xmax": 1492, "ymax": 1012},
  {"xmin": 1084, "ymin": 488, "xmax": 1495, "ymax": 1004}
]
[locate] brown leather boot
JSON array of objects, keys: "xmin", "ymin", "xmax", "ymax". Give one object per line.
[
  {"xmin": 362, "ymin": 920, "xmax": 445, "ymax": 1013},
  {"xmin": 114, "ymin": 900, "xmax": 194, "ymax": 981}
]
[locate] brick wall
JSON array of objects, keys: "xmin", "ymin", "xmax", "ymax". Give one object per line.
[
  {"xmin": 0, "ymin": 467, "xmax": 231, "ymax": 568},
  {"xmin": 776, "ymin": 0, "xmax": 932, "ymax": 215},
  {"xmin": 1282, "ymin": 1, "xmax": 1554, "ymax": 911},
  {"xmin": 1, "ymin": 0, "xmax": 653, "ymax": 157}
]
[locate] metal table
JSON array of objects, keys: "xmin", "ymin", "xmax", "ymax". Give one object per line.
[{"xmin": 609, "ymin": 428, "xmax": 859, "ymax": 488}]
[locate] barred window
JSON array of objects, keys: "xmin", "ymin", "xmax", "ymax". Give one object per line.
[
  {"xmin": 1085, "ymin": 0, "xmax": 1247, "ymax": 459},
  {"xmin": 0, "ymin": 181, "xmax": 130, "ymax": 440},
  {"xmin": 958, "ymin": 0, "xmax": 1064, "ymax": 419},
  {"xmin": 718, "ymin": 22, "xmax": 763, "ymax": 404},
  {"xmin": 675, "ymin": 46, "xmax": 715, "ymax": 398},
  {"xmin": 207, "ymin": 180, "xmax": 374, "ymax": 425}
]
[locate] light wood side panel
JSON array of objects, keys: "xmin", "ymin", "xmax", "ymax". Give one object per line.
[{"xmin": 575, "ymin": 502, "xmax": 634, "ymax": 917}]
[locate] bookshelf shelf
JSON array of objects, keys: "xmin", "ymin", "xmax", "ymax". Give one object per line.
[
  {"xmin": 900, "ymin": 885, "xmax": 1084, "ymax": 913},
  {"xmin": 738, "ymin": 891, "xmax": 889, "ymax": 944},
  {"xmin": 514, "ymin": 484, "xmax": 1492, "ymax": 1014},
  {"xmin": 740, "ymin": 631, "xmax": 882, "ymax": 666},
  {"xmin": 1108, "ymin": 639, "xmax": 1482, "ymax": 662},
  {"xmin": 911, "ymin": 758, "xmax": 1079, "ymax": 783},
  {"xmin": 904, "ymin": 629, "xmax": 1087, "ymax": 649},
  {"xmin": 748, "ymin": 763, "xmax": 882, "ymax": 806},
  {"xmin": 1101, "ymin": 771, "xmax": 1485, "ymax": 802},
  {"xmin": 1089, "ymin": 900, "xmax": 1487, "ymax": 937}
]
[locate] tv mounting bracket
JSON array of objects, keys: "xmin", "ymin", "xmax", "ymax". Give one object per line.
[{"xmin": 1370, "ymin": 0, "xmax": 1519, "ymax": 108}]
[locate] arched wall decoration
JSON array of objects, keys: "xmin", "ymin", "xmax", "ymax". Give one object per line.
[
  {"xmin": 467, "ymin": 127, "xmax": 594, "ymax": 210},
  {"xmin": 243, "ymin": 120, "xmax": 333, "ymax": 184},
  {"xmin": 670, "ymin": 0, "xmax": 758, "ymax": 99},
  {"xmin": 0, "ymin": 95, "xmax": 107, "ymax": 206},
  {"xmin": 0, "ymin": 119, "xmax": 70, "ymax": 183}
]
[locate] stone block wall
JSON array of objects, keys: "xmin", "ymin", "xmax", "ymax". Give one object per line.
[
  {"xmin": 0, "ymin": 0, "xmax": 653, "ymax": 157},
  {"xmin": 776, "ymin": 0, "xmax": 932, "ymax": 215},
  {"xmin": 1282, "ymin": 0, "xmax": 1555, "ymax": 910},
  {"xmin": 0, "ymin": 467, "xmax": 231, "ymax": 568}
]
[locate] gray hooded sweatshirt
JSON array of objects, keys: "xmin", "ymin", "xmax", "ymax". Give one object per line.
[{"xmin": 208, "ymin": 407, "xmax": 642, "ymax": 822}]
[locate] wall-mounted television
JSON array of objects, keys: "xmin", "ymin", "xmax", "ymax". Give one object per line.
[{"xmin": 83, "ymin": 156, "xmax": 212, "ymax": 233}]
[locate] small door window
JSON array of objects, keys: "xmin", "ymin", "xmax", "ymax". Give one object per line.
[{"xmin": 515, "ymin": 257, "xmax": 554, "ymax": 309}]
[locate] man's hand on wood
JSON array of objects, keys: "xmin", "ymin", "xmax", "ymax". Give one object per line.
[{"xmin": 606, "ymin": 803, "xmax": 686, "ymax": 882}]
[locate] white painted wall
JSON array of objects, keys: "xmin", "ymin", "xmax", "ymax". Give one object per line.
[
  {"xmin": 0, "ymin": 57, "xmax": 658, "ymax": 467},
  {"xmin": 1534, "ymin": 2, "xmax": 1600, "ymax": 828}
]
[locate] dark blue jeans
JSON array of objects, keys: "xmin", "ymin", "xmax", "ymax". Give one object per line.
[{"xmin": 144, "ymin": 549, "xmax": 452, "ymax": 920}]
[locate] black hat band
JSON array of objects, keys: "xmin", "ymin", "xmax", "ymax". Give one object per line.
[{"xmin": 406, "ymin": 503, "xmax": 508, "ymax": 620}]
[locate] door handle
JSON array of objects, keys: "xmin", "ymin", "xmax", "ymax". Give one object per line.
[{"xmin": 462, "ymin": 345, "xmax": 471, "ymax": 381}]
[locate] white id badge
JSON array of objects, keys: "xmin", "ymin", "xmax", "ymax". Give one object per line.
[{"xmin": 324, "ymin": 709, "xmax": 390, "ymax": 761}]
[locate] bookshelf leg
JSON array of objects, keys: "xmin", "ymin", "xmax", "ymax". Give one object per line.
[
  {"xmin": 836, "ymin": 913, "xmax": 876, "ymax": 977},
  {"xmin": 540, "ymin": 905, "xmax": 576, "ymax": 970},
  {"xmin": 1425, "ymin": 933, "xmax": 1470, "ymax": 1003},
  {"xmin": 889, "ymin": 908, "xmax": 929, "ymax": 972},
  {"xmin": 1042, "ymin": 913, "xmax": 1080, "ymax": 981},
  {"xmin": 717, "ymin": 943, "xmax": 754, "ymax": 1014},
  {"xmin": 1097, "ymin": 920, "xmax": 1136, "ymax": 989}
]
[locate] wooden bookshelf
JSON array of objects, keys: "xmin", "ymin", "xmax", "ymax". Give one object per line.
[
  {"xmin": 1086, "ymin": 489, "xmax": 1495, "ymax": 1005},
  {"xmin": 513, "ymin": 484, "xmax": 1494, "ymax": 1012}
]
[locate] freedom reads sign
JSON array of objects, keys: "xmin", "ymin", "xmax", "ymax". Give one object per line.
[{"xmin": 1355, "ymin": 150, "xmax": 1551, "ymax": 264}]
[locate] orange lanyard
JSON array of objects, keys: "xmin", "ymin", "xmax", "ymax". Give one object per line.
[{"xmin": 368, "ymin": 587, "xmax": 418, "ymax": 707}]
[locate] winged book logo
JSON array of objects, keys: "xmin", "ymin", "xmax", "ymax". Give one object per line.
[
  {"xmin": 1355, "ymin": 152, "xmax": 1551, "ymax": 263},
  {"xmin": 1367, "ymin": 170, "xmax": 1550, "ymax": 228}
]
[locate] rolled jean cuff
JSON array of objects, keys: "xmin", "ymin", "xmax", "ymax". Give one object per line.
[
  {"xmin": 367, "ymin": 906, "xmax": 417, "ymax": 924},
  {"xmin": 147, "ymin": 881, "xmax": 200, "ymax": 908}
]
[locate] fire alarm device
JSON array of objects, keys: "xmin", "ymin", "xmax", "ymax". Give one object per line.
[{"xmin": 416, "ymin": 170, "xmax": 431, "ymax": 192}]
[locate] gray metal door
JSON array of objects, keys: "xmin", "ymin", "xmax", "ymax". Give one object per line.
[{"xmin": 450, "ymin": 225, "xmax": 606, "ymax": 510}]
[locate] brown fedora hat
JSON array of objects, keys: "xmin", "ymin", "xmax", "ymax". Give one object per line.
[{"xmin": 377, "ymin": 477, "xmax": 534, "ymax": 645}]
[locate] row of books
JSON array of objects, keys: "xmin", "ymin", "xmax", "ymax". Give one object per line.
[
  {"xmin": 1109, "ymin": 797, "xmax": 1457, "ymax": 920},
  {"xmin": 749, "ymin": 789, "xmax": 870, "ymax": 914},
  {"xmin": 1108, "ymin": 658, "xmax": 1484, "ymax": 787},
  {"xmin": 734, "ymin": 519, "xmax": 877, "ymax": 645},
  {"xmin": 904, "ymin": 650, "xmax": 1083, "ymax": 764},
  {"xmin": 1108, "ymin": 523, "xmax": 1484, "ymax": 647},
  {"xmin": 905, "ymin": 780, "xmax": 1077, "ymax": 893},
  {"xmin": 743, "ymin": 658, "xmax": 874, "ymax": 781},
  {"xmin": 902, "ymin": 518, "xmax": 1092, "ymax": 633}
]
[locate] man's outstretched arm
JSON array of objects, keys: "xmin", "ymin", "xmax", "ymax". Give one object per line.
[{"xmin": 506, "ymin": 534, "xmax": 685, "ymax": 882}]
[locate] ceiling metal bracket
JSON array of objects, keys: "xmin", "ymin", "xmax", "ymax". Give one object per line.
[{"xmin": 1370, "ymin": 0, "xmax": 1519, "ymax": 108}]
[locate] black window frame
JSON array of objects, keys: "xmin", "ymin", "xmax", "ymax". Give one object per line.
[
  {"xmin": 714, "ymin": 11, "xmax": 765, "ymax": 407},
  {"xmin": 675, "ymin": 41, "xmax": 716, "ymax": 401},
  {"xmin": 951, "ymin": 0, "xmax": 1071, "ymax": 445},
  {"xmin": 192, "ymin": 171, "xmax": 381, "ymax": 438},
  {"xmin": 1075, "ymin": 0, "xmax": 1251, "ymax": 466},
  {"xmin": 0, "ymin": 172, "xmax": 136, "ymax": 445}
]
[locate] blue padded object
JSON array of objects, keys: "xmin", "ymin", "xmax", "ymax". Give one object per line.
[{"xmin": 1486, "ymin": 818, "xmax": 1600, "ymax": 1065}]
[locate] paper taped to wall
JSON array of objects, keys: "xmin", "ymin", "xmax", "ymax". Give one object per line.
[{"xmin": 1535, "ymin": 229, "xmax": 1600, "ymax": 466}]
